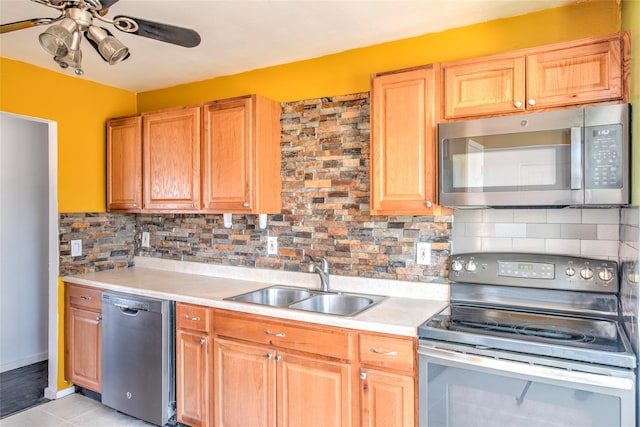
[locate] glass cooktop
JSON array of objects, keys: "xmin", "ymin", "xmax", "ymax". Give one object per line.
[{"xmin": 419, "ymin": 304, "xmax": 636, "ymax": 368}]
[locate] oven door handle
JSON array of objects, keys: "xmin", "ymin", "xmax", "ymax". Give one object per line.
[{"xmin": 418, "ymin": 346, "xmax": 634, "ymax": 392}]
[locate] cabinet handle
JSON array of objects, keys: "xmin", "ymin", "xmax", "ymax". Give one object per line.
[
  {"xmin": 514, "ymin": 101, "xmax": 522, "ymax": 108},
  {"xmin": 191, "ymin": 203, "xmax": 196, "ymax": 208},
  {"xmin": 96, "ymin": 316, "xmax": 102, "ymax": 321},
  {"xmin": 264, "ymin": 330, "xmax": 285, "ymax": 337},
  {"xmin": 275, "ymin": 355, "xmax": 281, "ymax": 362},
  {"xmin": 133, "ymin": 203, "xmax": 137, "ymax": 207},
  {"xmin": 199, "ymin": 338, "xmax": 205, "ymax": 345},
  {"xmin": 360, "ymin": 372, "xmax": 367, "ymax": 380},
  {"xmin": 183, "ymin": 314, "xmax": 200, "ymax": 321},
  {"xmin": 243, "ymin": 202, "xmax": 250, "ymax": 208},
  {"xmin": 370, "ymin": 348, "xmax": 398, "ymax": 356},
  {"xmin": 266, "ymin": 353, "xmax": 273, "ymax": 359},
  {"xmin": 528, "ymin": 99, "xmax": 536, "ymax": 106},
  {"xmin": 425, "ymin": 201, "xmax": 432, "ymax": 208},
  {"xmin": 80, "ymin": 296, "xmax": 91, "ymax": 301}
]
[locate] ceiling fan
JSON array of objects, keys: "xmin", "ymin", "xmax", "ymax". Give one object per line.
[{"xmin": 0, "ymin": 0, "xmax": 201, "ymax": 75}]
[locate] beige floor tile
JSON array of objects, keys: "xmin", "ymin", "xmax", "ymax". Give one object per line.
[
  {"xmin": 0, "ymin": 406, "xmax": 71, "ymax": 427},
  {"xmin": 38, "ymin": 393, "xmax": 103, "ymax": 421}
]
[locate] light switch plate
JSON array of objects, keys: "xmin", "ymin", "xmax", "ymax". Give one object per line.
[
  {"xmin": 267, "ymin": 236, "xmax": 278, "ymax": 255},
  {"xmin": 141, "ymin": 231, "xmax": 150, "ymax": 248},
  {"xmin": 417, "ymin": 242, "xmax": 431, "ymax": 265},
  {"xmin": 71, "ymin": 239, "xmax": 82, "ymax": 257}
]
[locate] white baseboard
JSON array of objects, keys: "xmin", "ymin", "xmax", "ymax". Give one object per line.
[
  {"xmin": 44, "ymin": 385, "xmax": 75, "ymax": 400},
  {"xmin": 0, "ymin": 352, "xmax": 47, "ymax": 373}
]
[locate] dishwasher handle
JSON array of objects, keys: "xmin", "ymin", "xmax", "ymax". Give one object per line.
[{"xmin": 115, "ymin": 304, "xmax": 143, "ymax": 316}]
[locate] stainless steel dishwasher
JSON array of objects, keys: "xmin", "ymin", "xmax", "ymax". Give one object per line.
[{"xmin": 101, "ymin": 291, "xmax": 175, "ymax": 426}]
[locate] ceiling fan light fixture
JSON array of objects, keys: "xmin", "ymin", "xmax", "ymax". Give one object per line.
[
  {"xmin": 38, "ymin": 17, "xmax": 77, "ymax": 56},
  {"xmin": 54, "ymin": 29, "xmax": 83, "ymax": 74},
  {"xmin": 87, "ymin": 25, "xmax": 129, "ymax": 65}
]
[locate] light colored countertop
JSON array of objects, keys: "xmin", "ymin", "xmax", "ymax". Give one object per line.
[{"xmin": 63, "ymin": 256, "xmax": 449, "ymax": 337}]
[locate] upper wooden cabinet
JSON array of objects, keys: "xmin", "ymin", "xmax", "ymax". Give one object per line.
[
  {"xmin": 202, "ymin": 95, "xmax": 282, "ymax": 213},
  {"xmin": 106, "ymin": 94, "xmax": 282, "ymax": 214},
  {"xmin": 106, "ymin": 116, "xmax": 142, "ymax": 212},
  {"xmin": 370, "ymin": 65, "xmax": 441, "ymax": 215},
  {"xmin": 143, "ymin": 106, "xmax": 201, "ymax": 211},
  {"xmin": 442, "ymin": 33, "xmax": 627, "ymax": 120}
]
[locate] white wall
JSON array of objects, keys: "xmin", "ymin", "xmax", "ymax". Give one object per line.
[{"xmin": 0, "ymin": 113, "xmax": 49, "ymax": 372}]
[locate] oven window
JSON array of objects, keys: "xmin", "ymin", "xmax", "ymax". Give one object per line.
[
  {"xmin": 442, "ymin": 130, "xmax": 572, "ymax": 193},
  {"xmin": 424, "ymin": 363, "xmax": 622, "ymax": 427}
]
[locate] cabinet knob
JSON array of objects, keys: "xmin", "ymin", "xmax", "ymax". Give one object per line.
[
  {"xmin": 199, "ymin": 338, "xmax": 205, "ymax": 345},
  {"xmin": 425, "ymin": 201, "xmax": 432, "ymax": 208},
  {"xmin": 514, "ymin": 101, "xmax": 523, "ymax": 108},
  {"xmin": 96, "ymin": 316, "xmax": 102, "ymax": 321},
  {"xmin": 133, "ymin": 203, "xmax": 137, "ymax": 207},
  {"xmin": 528, "ymin": 99, "xmax": 536, "ymax": 106},
  {"xmin": 266, "ymin": 353, "xmax": 273, "ymax": 359},
  {"xmin": 191, "ymin": 203, "xmax": 196, "ymax": 208},
  {"xmin": 360, "ymin": 372, "xmax": 367, "ymax": 380},
  {"xmin": 243, "ymin": 202, "xmax": 250, "ymax": 208}
]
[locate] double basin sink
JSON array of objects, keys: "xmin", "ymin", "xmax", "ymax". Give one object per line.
[{"xmin": 225, "ymin": 285, "xmax": 385, "ymax": 317}]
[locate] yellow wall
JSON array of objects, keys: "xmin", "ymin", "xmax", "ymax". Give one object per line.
[
  {"xmin": 622, "ymin": 0, "xmax": 639, "ymax": 205},
  {"xmin": 138, "ymin": 0, "xmax": 620, "ymax": 111},
  {"xmin": 0, "ymin": 58, "xmax": 137, "ymax": 212}
]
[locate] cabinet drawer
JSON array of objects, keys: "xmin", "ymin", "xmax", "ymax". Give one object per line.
[
  {"xmin": 66, "ymin": 284, "xmax": 102, "ymax": 311},
  {"xmin": 214, "ymin": 310, "xmax": 353, "ymax": 360},
  {"xmin": 359, "ymin": 333, "xmax": 415, "ymax": 372},
  {"xmin": 177, "ymin": 303, "xmax": 213, "ymax": 333}
]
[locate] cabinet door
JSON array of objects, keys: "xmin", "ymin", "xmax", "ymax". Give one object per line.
[
  {"xmin": 214, "ymin": 338, "xmax": 276, "ymax": 427},
  {"xmin": 65, "ymin": 307, "xmax": 101, "ymax": 392},
  {"xmin": 370, "ymin": 66, "xmax": 439, "ymax": 215},
  {"xmin": 202, "ymin": 97, "xmax": 253, "ymax": 212},
  {"xmin": 176, "ymin": 330, "xmax": 209, "ymax": 427},
  {"xmin": 277, "ymin": 352, "xmax": 352, "ymax": 427},
  {"xmin": 442, "ymin": 56, "xmax": 526, "ymax": 119},
  {"xmin": 106, "ymin": 116, "xmax": 142, "ymax": 211},
  {"xmin": 143, "ymin": 106, "xmax": 201, "ymax": 210},
  {"xmin": 360, "ymin": 368, "xmax": 415, "ymax": 427},
  {"xmin": 526, "ymin": 39, "xmax": 622, "ymax": 109}
]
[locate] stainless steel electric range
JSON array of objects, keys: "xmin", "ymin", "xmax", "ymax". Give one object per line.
[{"xmin": 418, "ymin": 252, "xmax": 637, "ymax": 427}]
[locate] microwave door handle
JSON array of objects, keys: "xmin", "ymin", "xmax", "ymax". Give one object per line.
[{"xmin": 570, "ymin": 127, "xmax": 582, "ymax": 190}]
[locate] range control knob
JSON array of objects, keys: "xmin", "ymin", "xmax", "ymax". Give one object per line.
[
  {"xmin": 580, "ymin": 266, "xmax": 594, "ymax": 280},
  {"xmin": 465, "ymin": 260, "xmax": 477, "ymax": 272},
  {"xmin": 565, "ymin": 266, "xmax": 576, "ymax": 277},
  {"xmin": 598, "ymin": 268, "xmax": 614, "ymax": 282},
  {"xmin": 451, "ymin": 260, "xmax": 464, "ymax": 272}
]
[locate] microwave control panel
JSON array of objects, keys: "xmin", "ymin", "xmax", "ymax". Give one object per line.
[{"xmin": 584, "ymin": 124, "xmax": 623, "ymax": 189}]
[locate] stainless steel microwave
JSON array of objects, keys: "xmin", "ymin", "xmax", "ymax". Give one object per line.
[{"xmin": 438, "ymin": 104, "xmax": 631, "ymax": 208}]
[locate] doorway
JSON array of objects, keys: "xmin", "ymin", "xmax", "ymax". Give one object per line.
[{"xmin": 0, "ymin": 112, "xmax": 60, "ymax": 401}]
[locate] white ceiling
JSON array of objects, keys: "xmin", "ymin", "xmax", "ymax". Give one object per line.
[{"xmin": 0, "ymin": 0, "xmax": 582, "ymax": 93}]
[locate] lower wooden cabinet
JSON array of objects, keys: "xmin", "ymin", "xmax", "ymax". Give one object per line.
[
  {"xmin": 176, "ymin": 303, "xmax": 214, "ymax": 427},
  {"xmin": 360, "ymin": 368, "xmax": 415, "ymax": 427},
  {"xmin": 65, "ymin": 283, "xmax": 103, "ymax": 392},
  {"xmin": 174, "ymin": 305, "xmax": 416, "ymax": 427}
]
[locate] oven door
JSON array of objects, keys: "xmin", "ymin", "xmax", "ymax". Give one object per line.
[{"xmin": 418, "ymin": 345, "xmax": 635, "ymax": 427}]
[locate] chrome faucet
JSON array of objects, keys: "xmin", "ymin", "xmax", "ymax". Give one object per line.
[{"xmin": 307, "ymin": 255, "xmax": 330, "ymax": 292}]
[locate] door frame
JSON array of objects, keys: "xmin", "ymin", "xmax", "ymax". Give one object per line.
[{"xmin": 2, "ymin": 112, "xmax": 65, "ymax": 398}]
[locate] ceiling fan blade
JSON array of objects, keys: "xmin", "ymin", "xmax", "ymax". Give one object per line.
[
  {"xmin": 0, "ymin": 17, "xmax": 59, "ymax": 34},
  {"xmin": 113, "ymin": 15, "xmax": 201, "ymax": 48},
  {"xmin": 100, "ymin": 0, "xmax": 121, "ymax": 8}
]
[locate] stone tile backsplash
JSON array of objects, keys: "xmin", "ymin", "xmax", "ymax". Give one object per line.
[{"xmin": 452, "ymin": 207, "xmax": 621, "ymax": 260}]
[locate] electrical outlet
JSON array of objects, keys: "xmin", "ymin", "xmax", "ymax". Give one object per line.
[
  {"xmin": 416, "ymin": 242, "xmax": 431, "ymax": 265},
  {"xmin": 70, "ymin": 239, "xmax": 82, "ymax": 257},
  {"xmin": 267, "ymin": 236, "xmax": 278, "ymax": 255},
  {"xmin": 141, "ymin": 231, "xmax": 150, "ymax": 248}
]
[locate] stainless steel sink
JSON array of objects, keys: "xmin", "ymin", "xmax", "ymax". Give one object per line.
[
  {"xmin": 226, "ymin": 286, "xmax": 313, "ymax": 307},
  {"xmin": 225, "ymin": 286, "xmax": 385, "ymax": 316},
  {"xmin": 288, "ymin": 293, "xmax": 384, "ymax": 316}
]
